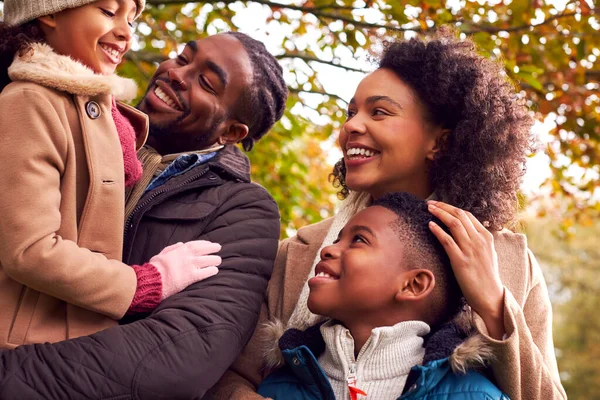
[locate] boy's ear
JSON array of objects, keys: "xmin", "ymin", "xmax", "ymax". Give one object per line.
[
  {"xmin": 37, "ymin": 15, "xmax": 57, "ymax": 29},
  {"xmin": 426, "ymin": 128, "xmax": 450, "ymax": 161},
  {"xmin": 395, "ymin": 269, "xmax": 435, "ymax": 302},
  {"xmin": 218, "ymin": 122, "xmax": 249, "ymax": 145}
]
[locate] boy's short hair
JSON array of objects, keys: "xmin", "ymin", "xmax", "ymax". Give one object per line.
[{"xmin": 372, "ymin": 192, "xmax": 463, "ymax": 327}]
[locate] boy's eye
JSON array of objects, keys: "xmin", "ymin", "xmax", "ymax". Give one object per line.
[
  {"xmin": 100, "ymin": 8, "xmax": 115, "ymax": 17},
  {"xmin": 352, "ymin": 235, "xmax": 366, "ymax": 244}
]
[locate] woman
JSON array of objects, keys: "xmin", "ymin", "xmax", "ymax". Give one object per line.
[{"xmin": 209, "ymin": 29, "xmax": 565, "ymax": 400}]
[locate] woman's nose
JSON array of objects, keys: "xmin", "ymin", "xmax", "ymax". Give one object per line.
[{"xmin": 342, "ymin": 113, "xmax": 367, "ymax": 136}]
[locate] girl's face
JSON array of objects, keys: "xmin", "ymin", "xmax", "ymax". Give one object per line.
[
  {"xmin": 339, "ymin": 68, "xmax": 442, "ymax": 200},
  {"xmin": 39, "ymin": 0, "xmax": 138, "ymax": 75}
]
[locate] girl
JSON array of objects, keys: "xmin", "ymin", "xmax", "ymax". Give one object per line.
[
  {"xmin": 212, "ymin": 30, "xmax": 566, "ymax": 400},
  {"xmin": 0, "ymin": 0, "xmax": 221, "ymax": 348}
]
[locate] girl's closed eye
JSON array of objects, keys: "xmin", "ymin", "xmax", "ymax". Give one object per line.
[{"xmin": 100, "ymin": 8, "xmax": 115, "ymax": 17}]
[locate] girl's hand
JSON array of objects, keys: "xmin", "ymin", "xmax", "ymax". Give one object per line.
[{"xmin": 427, "ymin": 200, "xmax": 505, "ymax": 340}]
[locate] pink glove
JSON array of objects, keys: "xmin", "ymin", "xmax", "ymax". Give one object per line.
[
  {"xmin": 128, "ymin": 240, "xmax": 222, "ymax": 314},
  {"xmin": 150, "ymin": 240, "xmax": 222, "ymax": 300}
]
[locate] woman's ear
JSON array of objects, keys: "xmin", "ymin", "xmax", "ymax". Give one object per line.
[
  {"xmin": 395, "ymin": 269, "xmax": 435, "ymax": 302},
  {"xmin": 37, "ymin": 15, "xmax": 57, "ymax": 29},
  {"xmin": 426, "ymin": 128, "xmax": 450, "ymax": 161},
  {"xmin": 218, "ymin": 122, "xmax": 249, "ymax": 145}
]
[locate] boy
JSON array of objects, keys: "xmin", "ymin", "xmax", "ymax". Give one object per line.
[{"xmin": 258, "ymin": 192, "xmax": 508, "ymax": 400}]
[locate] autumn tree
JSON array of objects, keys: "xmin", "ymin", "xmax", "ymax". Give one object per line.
[{"xmin": 1, "ymin": 0, "xmax": 598, "ymax": 236}]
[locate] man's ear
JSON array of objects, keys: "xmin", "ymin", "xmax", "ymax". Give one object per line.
[
  {"xmin": 218, "ymin": 122, "xmax": 249, "ymax": 145},
  {"xmin": 395, "ymin": 269, "xmax": 435, "ymax": 302},
  {"xmin": 426, "ymin": 128, "xmax": 450, "ymax": 161},
  {"xmin": 37, "ymin": 15, "xmax": 57, "ymax": 29}
]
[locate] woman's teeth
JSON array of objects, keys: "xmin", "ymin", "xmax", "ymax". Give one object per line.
[
  {"xmin": 347, "ymin": 148, "xmax": 377, "ymax": 159},
  {"xmin": 100, "ymin": 44, "xmax": 120, "ymax": 59},
  {"xmin": 154, "ymin": 86, "xmax": 181, "ymax": 110},
  {"xmin": 315, "ymin": 271, "xmax": 336, "ymax": 279}
]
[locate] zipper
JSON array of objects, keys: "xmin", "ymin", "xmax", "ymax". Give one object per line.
[{"xmin": 123, "ymin": 167, "xmax": 211, "ymax": 262}]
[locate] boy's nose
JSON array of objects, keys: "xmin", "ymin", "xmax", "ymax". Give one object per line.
[{"xmin": 320, "ymin": 243, "xmax": 340, "ymax": 260}]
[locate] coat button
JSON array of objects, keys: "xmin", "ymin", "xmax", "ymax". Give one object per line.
[
  {"xmin": 292, "ymin": 357, "xmax": 300, "ymax": 366},
  {"xmin": 86, "ymin": 101, "xmax": 101, "ymax": 119}
]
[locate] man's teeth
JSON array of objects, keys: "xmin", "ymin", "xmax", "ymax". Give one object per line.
[
  {"xmin": 100, "ymin": 44, "xmax": 120, "ymax": 59},
  {"xmin": 154, "ymin": 86, "xmax": 181, "ymax": 110},
  {"xmin": 347, "ymin": 148, "xmax": 377, "ymax": 159},
  {"xmin": 316, "ymin": 271, "xmax": 336, "ymax": 279}
]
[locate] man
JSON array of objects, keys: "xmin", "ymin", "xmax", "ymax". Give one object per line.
[{"xmin": 0, "ymin": 32, "xmax": 287, "ymax": 399}]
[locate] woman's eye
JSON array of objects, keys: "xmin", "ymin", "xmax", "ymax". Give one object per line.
[
  {"xmin": 373, "ymin": 108, "xmax": 388, "ymax": 116},
  {"xmin": 100, "ymin": 8, "xmax": 115, "ymax": 17},
  {"xmin": 345, "ymin": 109, "xmax": 356, "ymax": 119}
]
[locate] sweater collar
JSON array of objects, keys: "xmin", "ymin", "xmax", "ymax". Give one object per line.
[
  {"xmin": 318, "ymin": 320, "xmax": 429, "ymax": 382},
  {"xmin": 8, "ymin": 42, "xmax": 138, "ymax": 101},
  {"xmin": 263, "ymin": 308, "xmax": 493, "ymax": 377}
]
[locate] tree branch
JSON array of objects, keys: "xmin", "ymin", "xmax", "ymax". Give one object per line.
[
  {"xmin": 289, "ymin": 88, "xmax": 348, "ymax": 104},
  {"xmin": 277, "ymin": 53, "xmax": 369, "ymax": 73},
  {"xmin": 145, "ymin": 0, "xmax": 422, "ymax": 33}
]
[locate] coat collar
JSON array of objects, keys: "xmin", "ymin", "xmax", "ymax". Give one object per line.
[
  {"xmin": 262, "ymin": 309, "xmax": 493, "ymax": 377},
  {"xmin": 207, "ymin": 145, "xmax": 251, "ymax": 183},
  {"xmin": 8, "ymin": 42, "xmax": 138, "ymax": 101}
]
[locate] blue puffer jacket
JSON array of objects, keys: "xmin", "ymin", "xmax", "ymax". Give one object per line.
[{"xmin": 258, "ymin": 314, "xmax": 509, "ymax": 400}]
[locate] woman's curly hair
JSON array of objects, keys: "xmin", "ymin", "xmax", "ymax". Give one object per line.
[
  {"xmin": 0, "ymin": 21, "xmax": 44, "ymax": 92},
  {"xmin": 331, "ymin": 28, "xmax": 534, "ymax": 230}
]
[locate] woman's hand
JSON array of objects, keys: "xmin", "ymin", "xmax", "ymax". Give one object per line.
[{"xmin": 427, "ymin": 200, "xmax": 505, "ymax": 340}]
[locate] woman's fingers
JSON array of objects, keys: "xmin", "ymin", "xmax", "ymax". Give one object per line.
[
  {"xmin": 427, "ymin": 202, "xmax": 471, "ymax": 248},
  {"xmin": 428, "ymin": 200, "xmax": 479, "ymax": 238},
  {"xmin": 429, "ymin": 220, "xmax": 463, "ymax": 260}
]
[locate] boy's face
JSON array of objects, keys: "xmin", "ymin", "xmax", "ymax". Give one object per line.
[
  {"xmin": 40, "ymin": 0, "xmax": 138, "ymax": 75},
  {"xmin": 307, "ymin": 206, "xmax": 410, "ymax": 324}
]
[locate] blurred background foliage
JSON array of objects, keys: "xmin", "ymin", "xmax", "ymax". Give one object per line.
[{"xmin": 1, "ymin": 0, "xmax": 599, "ymax": 396}]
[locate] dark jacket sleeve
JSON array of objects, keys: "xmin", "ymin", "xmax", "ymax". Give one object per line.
[{"xmin": 0, "ymin": 184, "xmax": 280, "ymax": 400}]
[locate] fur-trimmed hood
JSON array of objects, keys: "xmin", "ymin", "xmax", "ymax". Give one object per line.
[
  {"xmin": 8, "ymin": 42, "xmax": 138, "ymax": 101},
  {"xmin": 262, "ymin": 309, "xmax": 494, "ymax": 376}
]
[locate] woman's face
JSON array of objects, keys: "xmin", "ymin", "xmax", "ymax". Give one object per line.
[{"xmin": 339, "ymin": 68, "xmax": 442, "ymax": 200}]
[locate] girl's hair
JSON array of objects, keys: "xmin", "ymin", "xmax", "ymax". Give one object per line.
[
  {"xmin": 331, "ymin": 28, "xmax": 534, "ymax": 230},
  {"xmin": 0, "ymin": 21, "xmax": 45, "ymax": 92}
]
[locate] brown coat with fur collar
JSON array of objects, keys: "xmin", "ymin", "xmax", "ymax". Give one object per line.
[
  {"xmin": 0, "ymin": 43, "xmax": 148, "ymax": 348},
  {"xmin": 208, "ymin": 218, "xmax": 567, "ymax": 400}
]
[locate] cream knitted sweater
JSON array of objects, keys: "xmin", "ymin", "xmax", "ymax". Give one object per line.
[{"xmin": 318, "ymin": 320, "xmax": 430, "ymax": 400}]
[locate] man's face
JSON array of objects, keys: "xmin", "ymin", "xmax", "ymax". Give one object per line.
[{"xmin": 138, "ymin": 34, "xmax": 253, "ymax": 154}]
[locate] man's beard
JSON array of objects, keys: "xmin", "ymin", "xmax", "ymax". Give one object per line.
[{"xmin": 147, "ymin": 111, "xmax": 226, "ymax": 152}]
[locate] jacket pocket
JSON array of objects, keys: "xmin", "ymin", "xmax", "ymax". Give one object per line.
[{"xmin": 7, "ymin": 286, "xmax": 39, "ymax": 346}]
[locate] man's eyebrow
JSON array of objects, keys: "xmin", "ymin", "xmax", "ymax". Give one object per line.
[
  {"xmin": 366, "ymin": 95, "xmax": 403, "ymax": 109},
  {"xmin": 206, "ymin": 60, "xmax": 228, "ymax": 88},
  {"xmin": 186, "ymin": 41, "xmax": 198, "ymax": 54}
]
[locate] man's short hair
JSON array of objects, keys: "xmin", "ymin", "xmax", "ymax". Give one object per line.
[
  {"xmin": 225, "ymin": 32, "xmax": 288, "ymax": 151},
  {"xmin": 372, "ymin": 192, "xmax": 463, "ymax": 327}
]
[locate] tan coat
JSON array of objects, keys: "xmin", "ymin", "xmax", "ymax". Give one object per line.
[
  {"xmin": 0, "ymin": 43, "xmax": 148, "ymax": 348},
  {"xmin": 209, "ymin": 218, "xmax": 567, "ymax": 400}
]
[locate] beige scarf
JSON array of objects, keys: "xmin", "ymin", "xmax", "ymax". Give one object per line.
[{"xmin": 124, "ymin": 144, "xmax": 223, "ymax": 220}]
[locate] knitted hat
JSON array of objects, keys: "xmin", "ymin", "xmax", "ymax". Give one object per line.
[{"xmin": 3, "ymin": 0, "xmax": 146, "ymax": 27}]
